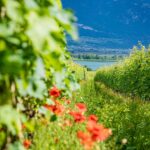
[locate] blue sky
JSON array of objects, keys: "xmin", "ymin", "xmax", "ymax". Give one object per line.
[{"xmin": 62, "ymin": 0, "xmax": 150, "ymax": 50}]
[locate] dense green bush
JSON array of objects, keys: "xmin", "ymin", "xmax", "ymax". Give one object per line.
[{"xmin": 95, "ymin": 45, "xmax": 150, "ymax": 100}]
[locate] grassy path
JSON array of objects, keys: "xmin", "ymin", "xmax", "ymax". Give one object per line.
[{"xmin": 74, "ymin": 71, "xmax": 150, "ymax": 150}]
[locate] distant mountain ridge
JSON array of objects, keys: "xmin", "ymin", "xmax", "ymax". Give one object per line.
[
  {"xmin": 67, "ymin": 36, "xmax": 131, "ymax": 55},
  {"xmin": 62, "ymin": 0, "xmax": 150, "ymax": 54}
]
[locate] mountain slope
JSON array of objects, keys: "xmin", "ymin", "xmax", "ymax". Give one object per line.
[{"xmin": 62, "ymin": 0, "xmax": 150, "ymax": 53}]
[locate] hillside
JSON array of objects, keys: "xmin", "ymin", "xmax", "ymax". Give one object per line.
[{"xmin": 62, "ymin": 0, "xmax": 150, "ymax": 54}]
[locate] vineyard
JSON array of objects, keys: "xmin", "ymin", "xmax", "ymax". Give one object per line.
[
  {"xmin": 95, "ymin": 46, "xmax": 150, "ymax": 100},
  {"xmin": 0, "ymin": 0, "xmax": 150, "ymax": 150},
  {"xmin": 75, "ymin": 78, "xmax": 150, "ymax": 150}
]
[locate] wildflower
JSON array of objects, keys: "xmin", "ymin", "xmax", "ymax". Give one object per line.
[
  {"xmin": 87, "ymin": 121, "xmax": 112, "ymax": 142},
  {"xmin": 121, "ymin": 138, "xmax": 128, "ymax": 145},
  {"xmin": 23, "ymin": 139, "xmax": 31, "ymax": 149},
  {"xmin": 88, "ymin": 115, "xmax": 98, "ymax": 123},
  {"xmin": 43, "ymin": 104, "xmax": 52, "ymax": 111},
  {"xmin": 44, "ymin": 104, "xmax": 64, "ymax": 116},
  {"xmin": 76, "ymin": 103, "xmax": 87, "ymax": 113},
  {"xmin": 49, "ymin": 86, "xmax": 61, "ymax": 98},
  {"xmin": 77, "ymin": 131, "xmax": 93, "ymax": 150},
  {"xmin": 52, "ymin": 105, "xmax": 64, "ymax": 115},
  {"xmin": 69, "ymin": 111, "xmax": 86, "ymax": 123}
]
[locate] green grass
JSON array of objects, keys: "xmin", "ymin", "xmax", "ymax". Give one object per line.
[
  {"xmin": 32, "ymin": 63, "xmax": 150, "ymax": 150},
  {"xmin": 74, "ymin": 74, "xmax": 150, "ymax": 150},
  {"xmin": 32, "ymin": 120, "xmax": 83, "ymax": 150}
]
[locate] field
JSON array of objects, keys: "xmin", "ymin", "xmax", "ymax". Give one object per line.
[
  {"xmin": 25, "ymin": 62, "xmax": 150, "ymax": 150},
  {"xmin": 74, "ymin": 79, "xmax": 150, "ymax": 150},
  {"xmin": 0, "ymin": 1, "xmax": 150, "ymax": 150},
  {"xmin": 70, "ymin": 49, "xmax": 150, "ymax": 149}
]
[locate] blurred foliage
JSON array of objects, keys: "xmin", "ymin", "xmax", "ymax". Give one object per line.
[
  {"xmin": 0, "ymin": 0, "xmax": 79, "ymax": 149},
  {"xmin": 68, "ymin": 61, "xmax": 87, "ymax": 82}
]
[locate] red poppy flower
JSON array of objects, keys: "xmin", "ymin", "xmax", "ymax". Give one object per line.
[
  {"xmin": 44, "ymin": 104, "xmax": 64, "ymax": 116},
  {"xmin": 53, "ymin": 105, "xmax": 64, "ymax": 115},
  {"xmin": 43, "ymin": 104, "xmax": 52, "ymax": 111},
  {"xmin": 77, "ymin": 131, "xmax": 93, "ymax": 150},
  {"xmin": 23, "ymin": 139, "xmax": 31, "ymax": 149},
  {"xmin": 91, "ymin": 127, "xmax": 112, "ymax": 142},
  {"xmin": 87, "ymin": 121, "xmax": 112, "ymax": 142},
  {"xmin": 69, "ymin": 111, "xmax": 86, "ymax": 123},
  {"xmin": 49, "ymin": 86, "xmax": 61, "ymax": 98},
  {"xmin": 88, "ymin": 115, "xmax": 98, "ymax": 123},
  {"xmin": 76, "ymin": 103, "xmax": 87, "ymax": 113}
]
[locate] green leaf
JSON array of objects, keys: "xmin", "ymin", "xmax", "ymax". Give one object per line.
[
  {"xmin": 0, "ymin": 105, "xmax": 22, "ymax": 135},
  {"xmin": 0, "ymin": 131, "xmax": 6, "ymax": 149},
  {"xmin": 8, "ymin": 142, "xmax": 25, "ymax": 150},
  {"xmin": 26, "ymin": 12, "xmax": 60, "ymax": 51},
  {"xmin": 50, "ymin": 114, "xmax": 57, "ymax": 122},
  {"xmin": 5, "ymin": 0, "xmax": 23, "ymax": 23}
]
